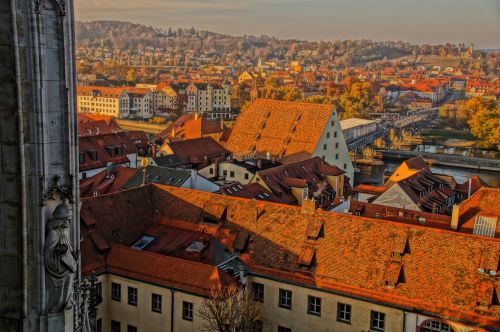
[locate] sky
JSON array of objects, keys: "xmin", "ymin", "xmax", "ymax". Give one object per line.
[{"xmin": 75, "ymin": 0, "xmax": 500, "ymax": 49}]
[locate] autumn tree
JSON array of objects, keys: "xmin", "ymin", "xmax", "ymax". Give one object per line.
[
  {"xmin": 467, "ymin": 97, "xmax": 500, "ymax": 150},
  {"xmin": 126, "ymin": 68, "xmax": 137, "ymax": 83},
  {"xmin": 198, "ymin": 284, "xmax": 262, "ymax": 332},
  {"xmin": 338, "ymin": 78, "xmax": 376, "ymax": 119}
]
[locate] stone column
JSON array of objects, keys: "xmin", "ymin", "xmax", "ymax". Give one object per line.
[{"xmin": 0, "ymin": 0, "xmax": 79, "ymax": 331}]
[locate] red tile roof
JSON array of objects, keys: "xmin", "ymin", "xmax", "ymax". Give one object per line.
[
  {"xmin": 105, "ymin": 244, "xmax": 237, "ymax": 296},
  {"xmin": 164, "ymin": 137, "xmax": 230, "ymax": 167},
  {"xmin": 459, "ymin": 188, "xmax": 500, "ymax": 237},
  {"xmin": 226, "ymin": 99, "xmax": 334, "ymax": 159},
  {"xmin": 159, "ymin": 114, "xmax": 226, "ymax": 141},
  {"xmin": 82, "ymin": 185, "xmax": 500, "ymax": 328},
  {"xmin": 80, "ymin": 166, "xmax": 136, "ymax": 198}
]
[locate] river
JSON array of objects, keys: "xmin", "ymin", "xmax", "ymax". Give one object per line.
[{"xmin": 354, "ymin": 160, "xmax": 500, "ymax": 188}]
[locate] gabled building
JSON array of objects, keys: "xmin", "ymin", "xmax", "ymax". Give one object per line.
[
  {"xmin": 226, "ymin": 99, "xmax": 354, "ymax": 181},
  {"xmin": 81, "ymin": 184, "xmax": 500, "ymax": 332},
  {"xmin": 158, "ymin": 113, "xmax": 227, "ymax": 143},
  {"xmin": 251, "ymin": 156, "xmax": 348, "ymax": 209},
  {"xmin": 198, "ymin": 158, "xmax": 281, "ymax": 185},
  {"xmin": 157, "ymin": 137, "xmax": 231, "ymax": 170},
  {"xmin": 79, "ymin": 132, "xmax": 138, "ymax": 179},
  {"xmin": 371, "ymin": 157, "xmax": 488, "ymax": 214}
]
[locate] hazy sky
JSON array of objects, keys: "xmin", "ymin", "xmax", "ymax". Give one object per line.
[{"xmin": 75, "ymin": 0, "xmax": 500, "ymax": 48}]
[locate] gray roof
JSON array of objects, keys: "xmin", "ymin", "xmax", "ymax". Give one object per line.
[
  {"xmin": 122, "ymin": 166, "xmax": 191, "ymax": 189},
  {"xmin": 153, "ymin": 154, "xmax": 185, "ymax": 167}
]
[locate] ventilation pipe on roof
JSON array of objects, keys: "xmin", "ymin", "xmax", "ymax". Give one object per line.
[
  {"xmin": 106, "ymin": 162, "xmax": 115, "ymax": 178},
  {"xmin": 239, "ymin": 266, "xmax": 246, "ymax": 285}
]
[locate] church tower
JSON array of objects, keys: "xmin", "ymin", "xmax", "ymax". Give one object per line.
[{"xmin": 0, "ymin": 0, "xmax": 80, "ymax": 331}]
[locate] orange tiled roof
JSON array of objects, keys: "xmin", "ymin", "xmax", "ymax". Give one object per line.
[
  {"xmin": 459, "ymin": 187, "xmax": 500, "ymax": 237},
  {"xmin": 226, "ymin": 99, "xmax": 334, "ymax": 158},
  {"xmin": 82, "ymin": 184, "xmax": 500, "ymax": 329}
]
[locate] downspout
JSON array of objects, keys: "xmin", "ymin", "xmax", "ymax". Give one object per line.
[
  {"xmin": 11, "ymin": 0, "xmax": 29, "ymax": 328},
  {"xmin": 170, "ymin": 289, "xmax": 175, "ymax": 332}
]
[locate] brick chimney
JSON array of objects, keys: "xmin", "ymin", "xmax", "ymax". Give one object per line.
[{"xmin": 450, "ymin": 204, "xmax": 460, "ymax": 230}]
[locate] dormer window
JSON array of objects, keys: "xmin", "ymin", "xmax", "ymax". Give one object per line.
[{"xmin": 87, "ymin": 150, "xmax": 98, "ymax": 161}]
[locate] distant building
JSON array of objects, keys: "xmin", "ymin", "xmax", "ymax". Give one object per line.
[
  {"xmin": 226, "ymin": 99, "xmax": 354, "ymax": 181},
  {"xmin": 77, "ymin": 85, "xmax": 154, "ymax": 119},
  {"xmin": 340, "ymin": 118, "xmax": 377, "ymax": 142},
  {"xmin": 198, "ymin": 158, "xmax": 280, "ymax": 185},
  {"xmin": 79, "ymin": 132, "xmax": 139, "ymax": 179},
  {"xmin": 157, "ymin": 137, "xmax": 231, "ymax": 170},
  {"xmin": 158, "ymin": 113, "xmax": 229, "ymax": 143}
]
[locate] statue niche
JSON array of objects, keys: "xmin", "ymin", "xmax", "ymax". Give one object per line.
[{"xmin": 45, "ymin": 202, "xmax": 77, "ymax": 313}]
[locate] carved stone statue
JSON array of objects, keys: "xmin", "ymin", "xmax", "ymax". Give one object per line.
[{"xmin": 45, "ymin": 202, "xmax": 77, "ymax": 313}]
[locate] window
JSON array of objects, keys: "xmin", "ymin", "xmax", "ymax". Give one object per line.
[
  {"xmin": 152, "ymin": 293, "xmax": 162, "ymax": 313},
  {"xmin": 421, "ymin": 320, "xmax": 452, "ymax": 332},
  {"xmin": 335, "ymin": 153, "xmax": 339, "ymax": 160},
  {"xmin": 252, "ymin": 282, "xmax": 264, "ymax": 302},
  {"xmin": 245, "ymin": 173, "xmax": 249, "ymax": 180},
  {"xmin": 209, "ymin": 168, "xmax": 214, "ymax": 175},
  {"xmin": 111, "ymin": 282, "xmax": 121, "ymax": 301},
  {"xmin": 323, "ymin": 144, "xmax": 327, "ymax": 150},
  {"xmin": 230, "ymin": 171, "xmax": 235, "ymax": 178},
  {"xmin": 96, "ymin": 282, "xmax": 102, "ymax": 304},
  {"xmin": 343, "ymin": 163, "xmax": 347, "ymax": 169},
  {"xmin": 307, "ymin": 296, "xmax": 321, "ymax": 316},
  {"xmin": 96, "ymin": 319, "xmax": 102, "ymax": 332},
  {"xmin": 252, "ymin": 320, "xmax": 263, "ymax": 332},
  {"xmin": 223, "ymin": 170, "xmax": 227, "ymax": 177},
  {"xmin": 79, "ymin": 153, "xmax": 85, "ymax": 164},
  {"xmin": 370, "ymin": 311, "xmax": 385, "ymax": 331},
  {"xmin": 127, "ymin": 325, "xmax": 137, "ymax": 332},
  {"xmin": 279, "ymin": 289, "xmax": 292, "ymax": 309},
  {"xmin": 326, "ymin": 132, "xmax": 330, "ymax": 138},
  {"xmin": 278, "ymin": 326, "xmax": 291, "ymax": 332},
  {"xmin": 334, "ymin": 131, "xmax": 337, "ymax": 138},
  {"xmin": 335, "ymin": 142, "xmax": 339, "ymax": 149},
  {"xmin": 182, "ymin": 301, "xmax": 193, "ymax": 321},
  {"xmin": 128, "ymin": 287, "xmax": 137, "ymax": 306},
  {"xmin": 330, "ymin": 120, "xmax": 334, "ymax": 126},
  {"xmin": 111, "ymin": 320, "xmax": 120, "ymax": 332},
  {"xmin": 337, "ymin": 303, "xmax": 351, "ymax": 323}
]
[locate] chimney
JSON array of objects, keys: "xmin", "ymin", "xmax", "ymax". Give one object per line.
[
  {"xmin": 194, "ymin": 112, "xmax": 199, "ymax": 120},
  {"xmin": 106, "ymin": 162, "xmax": 115, "ymax": 178},
  {"xmin": 256, "ymin": 159, "xmax": 262, "ymax": 169},
  {"xmin": 266, "ymin": 151, "xmax": 271, "ymax": 160},
  {"xmin": 171, "ymin": 127, "xmax": 176, "ymax": 137},
  {"xmin": 450, "ymin": 204, "xmax": 460, "ymax": 231},
  {"xmin": 238, "ymin": 266, "xmax": 246, "ymax": 285},
  {"xmin": 301, "ymin": 198, "xmax": 316, "ymax": 214},
  {"xmin": 220, "ymin": 117, "xmax": 224, "ymax": 130}
]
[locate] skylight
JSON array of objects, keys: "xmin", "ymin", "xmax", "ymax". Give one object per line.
[
  {"xmin": 473, "ymin": 215, "xmax": 498, "ymax": 238},
  {"xmin": 131, "ymin": 235, "xmax": 155, "ymax": 250}
]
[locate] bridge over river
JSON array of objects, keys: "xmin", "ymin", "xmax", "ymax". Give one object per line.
[{"xmin": 379, "ymin": 150, "xmax": 500, "ymax": 172}]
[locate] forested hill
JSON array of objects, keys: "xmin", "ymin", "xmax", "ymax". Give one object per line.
[{"xmin": 75, "ymin": 20, "xmax": 419, "ymax": 65}]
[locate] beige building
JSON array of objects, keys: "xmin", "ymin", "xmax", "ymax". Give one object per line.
[
  {"xmin": 226, "ymin": 99, "xmax": 354, "ymax": 182},
  {"xmin": 82, "ymin": 185, "xmax": 500, "ymax": 332},
  {"xmin": 77, "ymin": 85, "xmax": 154, "ymax": 119},
  {"xmin": 77, "ymin": 86, "xmax": 130, "ymax": 118}
]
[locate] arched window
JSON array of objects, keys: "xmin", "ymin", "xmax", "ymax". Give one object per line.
[{"xmin": 421, "ymin": 320, "xmax": 453, "ymax": 332}]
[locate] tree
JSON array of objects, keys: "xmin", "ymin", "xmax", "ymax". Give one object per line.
[
  {"xmin": 467, "ymin": 98, "xmax": 500, "ymax": 150},
  {"xmin": 338, "ymin": 79, "xmax": 376, "ymax": 119},
  {"xmin": 126, "ymin": 68, "xmax": 137, "ymax": 83},
  {"xmin": 198, "ymin": 284, "xmax": 262, "ymax": 332}
]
